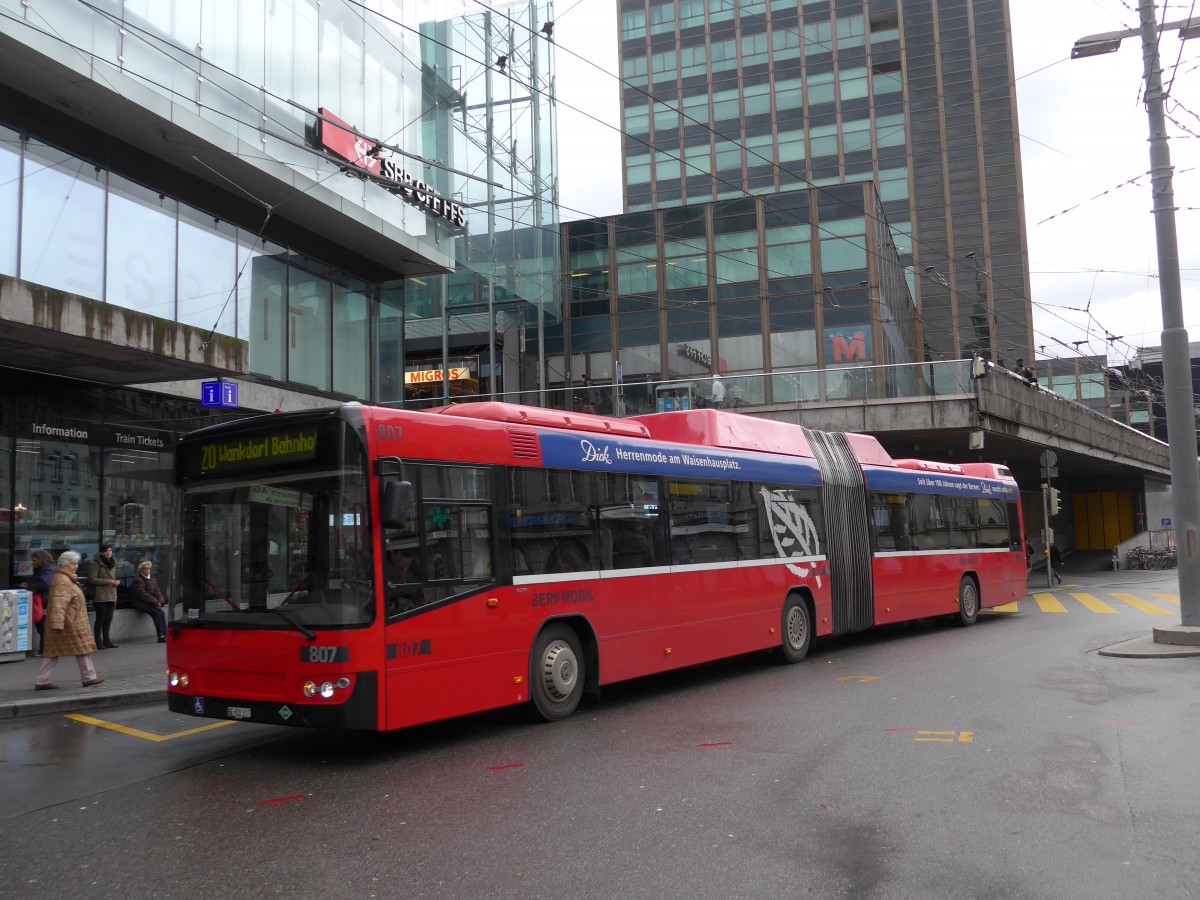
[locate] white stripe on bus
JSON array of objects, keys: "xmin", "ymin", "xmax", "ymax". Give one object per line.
[{"xmin": 513, "ymin": 555, "xmax": 826, "ymax": 586}]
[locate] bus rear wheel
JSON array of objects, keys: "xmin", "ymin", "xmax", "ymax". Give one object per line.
[
  {"xmin": 779, "ymin": 594, "xmax": 812, "ymax": 663},
  {"xmin": 530, "ymin": 624, "xmax": 585, "ymax": 722},
  {"xmin": 955, "ymin": 576, "xmax": 979, "ymax": 626}
]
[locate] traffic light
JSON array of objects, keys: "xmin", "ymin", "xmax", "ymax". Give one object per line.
[{"xmin": 1049, "ymin": 488, "xmax": 1061, "ymax": 516}]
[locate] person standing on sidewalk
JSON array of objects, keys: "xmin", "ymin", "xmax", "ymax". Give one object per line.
[
  {"xmin": 89, "ymin": 544, "xmax": 120, "ymax": 649},
  {"xmin": 131, "ymin": 560, "xmax": 167, "ymax": 643},
  {"xmin": 34, "ymin": 551, "xmax": 105, "ymax": 691},
  {"xmin": 19, "ymin": 550, "xmax": 56, "ymax": 656}
]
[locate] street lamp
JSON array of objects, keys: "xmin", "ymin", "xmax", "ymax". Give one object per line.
[{"xmin": 1073, "ymin": 1, "xmax": 1200, "ymax": 635}]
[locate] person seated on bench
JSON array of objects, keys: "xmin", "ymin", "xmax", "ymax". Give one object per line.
[{"xmin": 131, "ymin": 560, "xmax": 167, "ymax": 643}]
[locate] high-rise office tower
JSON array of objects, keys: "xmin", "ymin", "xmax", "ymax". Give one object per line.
[{"xmin": 599, "ymin": 0, "xmax": 1032, "ymax": 371}]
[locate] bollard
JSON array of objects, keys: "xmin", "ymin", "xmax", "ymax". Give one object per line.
[{"xmin": 1112, "ymin": 548, "xmax": 1120, "ymax": 571}]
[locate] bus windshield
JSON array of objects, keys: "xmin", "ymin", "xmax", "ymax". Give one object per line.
[{"xmin": 177, "ymin": 418, "xmax": 374, "ymax": 630}]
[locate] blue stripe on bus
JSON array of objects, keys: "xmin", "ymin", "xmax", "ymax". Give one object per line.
[
  {"xmin": 864, "ymin": 467, "xmax": 1018, "ymax": 499},
  {"xmin": 538, "ymin": 431, "xmax": 823, "ymax": 485}
]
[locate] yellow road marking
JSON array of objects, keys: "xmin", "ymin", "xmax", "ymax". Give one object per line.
[
  {"xmin": 1110, "ymin": 593, "xmax": 1173, "ymax": 616},
  {"xmin": 912, "ymin": 731, "xmax": 973, "ymax": 743},
  {"xmin": 1153, "ymin": 593, "xmax": 1180, "ymax": 607},
  {"xmin": 1033, "ymin": 592, "xmax": 1067, "ymax": 613},
  {"xmin": 65, "ymin": 713, "xmax": 237, "ymax": 742},
  {"xmin": 835, "ymin": 675, "xmax": 879, "ymax": 683},
  {"xmin": 992, "ymin": 602, "xmax": 1019, "ymax": 613},
  {"xmin": 914, "ymin": 731, "xmax": 955, "ymax": 743},
  {"xmin": 1071, "ymin": 593, "xmax": 1119, "ymax": 614}
]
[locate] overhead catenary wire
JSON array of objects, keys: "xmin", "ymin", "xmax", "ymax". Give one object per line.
[
  {"xmin": 6, "ymin": 0, "xmax": 1196, "ymax": 406},
  {"xmin": 18, "ymin": 0, "xmax": 1171, "ymax": 364}
]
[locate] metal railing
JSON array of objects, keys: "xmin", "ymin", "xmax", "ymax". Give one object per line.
[{"xmin": 398, "ymin": 359, "xmax": 976, "ymax": 416}]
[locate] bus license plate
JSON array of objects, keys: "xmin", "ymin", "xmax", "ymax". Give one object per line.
[{"xmin": 227, "ymin": 706, "xmax": 252, "ymax": 720}]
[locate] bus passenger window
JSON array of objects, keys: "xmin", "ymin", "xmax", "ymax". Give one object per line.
[
  {"xmin": 545, "ymin": 538, "xmax": 591, "ymax": 573},
  {"xmin": 383, "ymin": 536, "xmax": 424, "ymax": 613},
  {"xmin": 871, "ymin": 493, "xmax": 911, "ymax": 551}
]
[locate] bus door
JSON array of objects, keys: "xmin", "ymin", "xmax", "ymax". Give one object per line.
[{"xmin": 378, "ymin": 463, "xmax": 506, "ymax": 729}]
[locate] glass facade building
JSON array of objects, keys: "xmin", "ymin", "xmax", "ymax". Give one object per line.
[
  {"xmin": 596, "ymin": 0, "xmax": 1032, "ymax": 378},
  {"xmin": 0, "ymin": 0, "xmax": 560, "ymax": 592},
  {"xmin": 559, "ymin": 182, "xmax": 920, "ymax": 411}
]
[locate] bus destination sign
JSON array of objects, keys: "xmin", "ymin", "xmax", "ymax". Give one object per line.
[{"xmin": 197, "ymin": 430, "xmax": 319, "ymax": 475}]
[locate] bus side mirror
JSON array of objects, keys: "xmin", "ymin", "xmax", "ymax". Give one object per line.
[{"xmin": 381, "ymin": 480, "xmax": 414, "ymax": 529}]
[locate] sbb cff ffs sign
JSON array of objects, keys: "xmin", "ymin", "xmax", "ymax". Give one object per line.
[
  {"xmin": 405, "ymin": 367, "xmax": 470, "ymax": 385},
  {"xmin": 318, "ymin": 108, "xmax": 467, "ymax": 229}
]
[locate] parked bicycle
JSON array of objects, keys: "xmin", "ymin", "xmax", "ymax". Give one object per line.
[{"xmin": 1124, "ymin": 546, "xmax": 1177, "ymax": 570}]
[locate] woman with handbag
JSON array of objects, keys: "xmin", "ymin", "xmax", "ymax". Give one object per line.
[
  {"xmin": 33, "ymin": 550, "xmax": 104, "ymax": 690},
  {"xmin": 89, "ymin": 544, "xmax": 121, "ymax": 649},
  {"xmin": 20, "ymin": 550, "xmax": 55, "ymax": 657}
]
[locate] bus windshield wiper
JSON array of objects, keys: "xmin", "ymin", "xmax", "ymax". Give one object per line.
[{"xmin": 268, "ymin": 606, "xmax": 318, "ymax": 641}]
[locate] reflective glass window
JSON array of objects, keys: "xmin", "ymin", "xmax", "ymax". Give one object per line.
[
  {"xmin": 617, "ymin": 262, "xmax": 659, "ymax": 294},
  {"xmin": 1079, "ymin": 373, "xmax": 1106, "ymax": 400},
  {"xmin": 627, "ymin": 162, "xmax": 652, "ymax": 185},
  {"xmin": 0, "ymin": 127, "xmax": 18, "ymax": 276},
  {"xmin": 682, "ymin": 95, "xmax": 709, "ymax": 124},
  {"xmin": 267, "ymin": 0, "xmax": 320, "ymax": 109},
  {"xmin": 376, "ymin": 282, "xmax": 405, "ymax": 403},
  {"xmin": 715, "ymin": 251, "xmax": 759, "ymax": 284},
  {"xmin": 21, "ymin": 145, "xmax": 105, "ymax": 300},
  {"xmin": 621, "ymin": 9, "xmax": 646, "ymax": 37},
  {"xmin": 246, "ymin": 249, "xmax": 288, "ymax": 381},
  {"xmin": 766, "ymin": 243, "xmax": 812, "ymax": 277},
  {"xmin": 508, "ymin": 468, "xmax": 596, "ymax": 576},
  {"xmin": 668, "ymin": 479, "xmax": 739, "ymax": 564},
  {"xmin": 106, "ymin": 181, "xmax": 177, "ymax": 318},
  {"xmin": 910, "ymin": 493, "xmax": 951, "ymax": 549},
  {"xmin": 808, "ymin": 72, "xmax": 836, "ymax": 105},
  {"xmin": 619, "ymin": 343, "xmax": 662, "ymax": 378},
  {"xmin": 626, "ymin": 105, "xmax": 651, "ymax": 133},
  {"xmin": 288, "ymin": 259, "xmax": 332, "ymax": 391},
  {"xmin": 333, "ymin": 279, "xmax": 370, "ymax": 398},
  {"xmin": 719, "ymin": 333, "xmax": 764, "ymax": 371},
  {"xmin": 770, "ymin": 328, "xmax": 817, "ymax": 368},
  {"xmin": 122, "ymin": 3, "xmax": 199, "ymax": 108},
  {"xmin": 778, "ymin": 136, "xmax": 807, "ymax": 162},
  {"xmin": 836, "ymin": 15, "xmax": 865, "ymax": 48},
  {"xmin": 178, "ymin": 214, "xmax": 238, "ymax": 335},
  {"xmin": 715, "ymin": 146, "xmax": 743, "ymax": 172},
  {"xmin": 820, "ymin": 236, "xmax": 867, "ymax": 272},
  {"xmin": 804, "ymin": 20, "xmax": 833, "ymax": 47}
]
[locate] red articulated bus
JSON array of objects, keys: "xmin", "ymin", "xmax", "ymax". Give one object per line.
[{"xmin": 166, "ymin": 402, "xmax": 1027, "ymax": 731}]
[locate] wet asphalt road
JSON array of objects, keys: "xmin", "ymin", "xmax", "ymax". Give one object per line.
[{"xmin": 1, "ymin": 570, "xmax": 1198, "ymax": 899}]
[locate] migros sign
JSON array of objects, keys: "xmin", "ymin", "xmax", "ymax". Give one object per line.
[
  {"xmin": 318, "ymin": 108, "xmax": 467, "ymax": 229},
  {"xmin": 404, "ymin": 367, "xmax": 471, "ymax": 385}
]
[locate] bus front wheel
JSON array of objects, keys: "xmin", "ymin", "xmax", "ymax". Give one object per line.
[
  {"xmin": 779, "ymin": 594, "xmax": 812, "ymax": 663},
  {"xmin": 955, "ymin": 576, "xmax": 979, "ymax": 626},
  {"xmin": 530, "ymin": 624, "xmax": 585, "ymax": 722}
]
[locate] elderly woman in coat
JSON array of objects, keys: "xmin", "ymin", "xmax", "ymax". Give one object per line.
[{"xmin": 34, "ymin": 550, "xmax": 105, "ymax": 691}]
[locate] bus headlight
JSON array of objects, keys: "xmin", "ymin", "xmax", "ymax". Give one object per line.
[
  {"xmin": 167, "ymin": 670, "xmax": 189, "ymax": 688},
  {"xmin": 301, "ymin": 677, "xmax": 352, "ymax": 700}
]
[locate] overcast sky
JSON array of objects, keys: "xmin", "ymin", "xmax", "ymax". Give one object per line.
[{"xmin": 551, "ymin": 0, "xmax": 1199, "ymax": 366}]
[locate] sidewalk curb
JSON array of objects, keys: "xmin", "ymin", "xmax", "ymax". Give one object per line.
[
  {"xmin": 1097, "ymin": 635, "xmax": 1200, "ymax": 659},
  {"xmin": 0, "ymin": 686, "xmax": 166, "ymax": 720}
]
